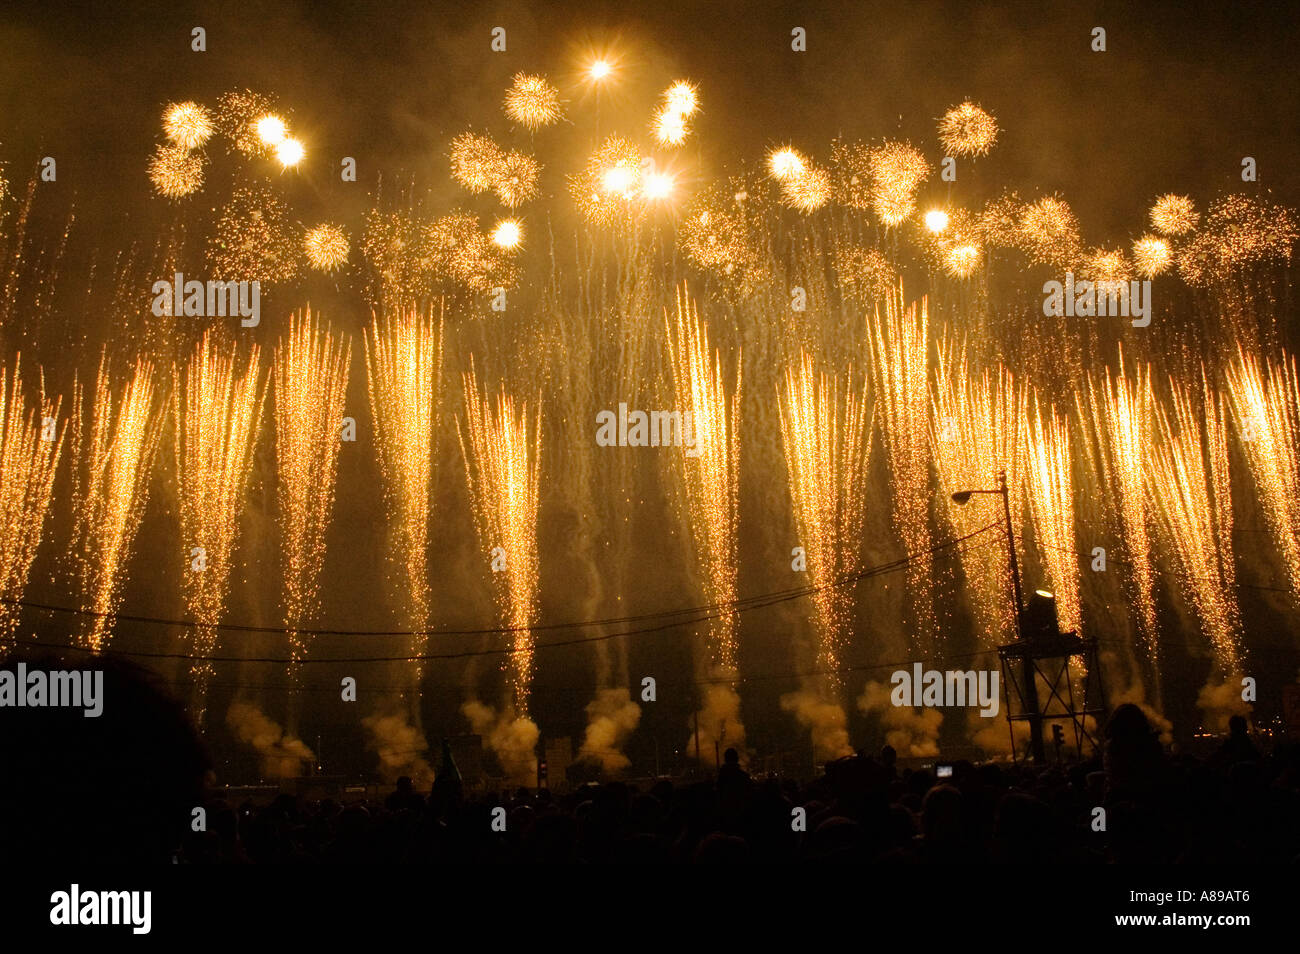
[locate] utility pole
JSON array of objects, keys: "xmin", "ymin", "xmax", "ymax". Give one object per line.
[{"xmin": 998, "ymin": 470, "xmax": 1046, "ymax": 765}]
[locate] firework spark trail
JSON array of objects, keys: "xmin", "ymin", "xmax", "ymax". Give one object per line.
[
  {"xmin": 1025, "ymin": 390, "xmax": 1081, "ymax": 634},
  {"xmin": 0, "ymin": 358, "xmax": 62, "ymax": 640},
  {"xmin": 275, "ymin": 310, "xmax": 351, "ymax": 683},
  {"xmin": 665, "ymin": 290, "xmax": 742, "ymax": 674},
  {"xmin": 365, "ymin": 310, "xmax": 442, "ymax": 679},
  {"xmin": 458, "ymin": 366, "xmax": 542, "ymax": 715},
  {"xmin": 69, "ymin": 356, "xmax": 163, "ymax": 651},
  {"xmin": 1079, "ymin": 348, "xmax": 1161, "ymax": 693},
  {"xmin": 868, "ymin": 291, "xmax": 936, "ymax": 650},
  {"xmin": 172, "ymin": 333, "xmax": 266, "ymax": 721},
  {"xmin": 1226, "ymin": 347, "xmax": 1300, "ymax": 604},
  {"xmin": 778, "ymin": 351, "xmax": 872, "ymax": 680},
  {"xmin": 1150, "ymin": 375, "xmax": 1244, "ymax": 673},
  {"xmin": 932, "ymin": 334, "xmax": 1024, "ymax": 645}
]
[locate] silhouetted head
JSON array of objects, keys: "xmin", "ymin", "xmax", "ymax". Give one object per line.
[
  {"xmin": 1228, "ymin": 714, "xmax": 1248, "ymax": 737},
  {"xmin": 0, "ymin": 648, "xmax": 209, "ymax": 863},
  {"xmin": 1104, "ymin": 702, "xmax": 1153, "ymax": 742},
  {"xmin": 724, "ymin": 747, "xmax": 739, "ymax": 766}
]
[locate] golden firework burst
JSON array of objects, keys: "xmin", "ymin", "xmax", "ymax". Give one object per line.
[
  {"xmin": 303, "ymin": 223, "xmax": 350, "ymax": 272},
  {"xmin": 148, "ymin": 144, "xmax": 205, "ymax": 198},
  {"xmin": 163, "ymin": 101, "xmax": 215, "ymax": 150},
  {"xmin": 503, "ymin": 73, "xmax": 563, "ymax": 130},
  {"xmin": 1149, "ymin": 193, "xmax": 1199, "ymax": 235},
  {"xmin": 937, "ymin": 101, "xmax": 999, "ymax": 157},
  {"xmin": 1132, "ymin": 235, "xmax": 1173, "ymax": 277}
]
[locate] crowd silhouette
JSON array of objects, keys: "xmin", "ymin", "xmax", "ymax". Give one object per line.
[{"xmin": 3, "ymin": 651, "xmax": 1297, "ymax": 864}]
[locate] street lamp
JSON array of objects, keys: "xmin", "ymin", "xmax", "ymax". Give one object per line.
[{"xmin": 950, "ymin": 469, "xmax": 1047, "ymax": 764}]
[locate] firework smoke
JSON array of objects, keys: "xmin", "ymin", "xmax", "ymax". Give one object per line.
[
  {"xmin": 227, "ymin": 701, "xmax": 315, "ymax": 778},
  {"xmin": 577, "ymin": 687, "xmax": 642, "ymax": 775}
]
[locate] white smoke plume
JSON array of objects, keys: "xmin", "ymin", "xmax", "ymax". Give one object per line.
[
  {"xmin": 462, "ymin": 700, "xmax": 539, "ymax": 785},
  {"xmin": 688, "ymin": 683, "xmax": 748, "ymax": 767},
  {"xmin": 226, "ymin": 701, "xmax": 315, "ymax": 778},
  {"xmin": 1196, "ymin": 676, "xmax": 1250, "ymax": 735},
  {"xmin": 856, "ymin": 680, "xmax": 942, "ymax": 757},
  {"xmin": 1112, "ymin": 682, "xmax": 1174, "ymax": 744},
  {"xmin": 577, "ymin": 687, "xmax": 641, "ymax": 775},
  {"xmin": 781, "ymin": 689, "xmax": 852, "ymax": 761},
  {"xmin": 362, "ymin": 707, "xmax": 434, "ymax": 786}
]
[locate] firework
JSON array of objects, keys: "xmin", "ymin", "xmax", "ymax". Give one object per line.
[
  {"xmin": 834, "ymin": 246, "xmax": 897, "ymax": 305},
  {"xmin": 868, "ymin": 142, "xmax": 931, "ymax": 227},
  {"xmin": 768, "ymin": 147, "xmax": 807, "ymax": 182},
  {"xmin": 829, "ymin": 140, "xmax": 872, "ymax": 210},
  {"xmin": 779, "ymin": 351, "xmax": 872, "ymax": 677},
  {"xmin": 570, "ymin": 136, "xmax": 645, "ymax": 226},
  {"xmin": 1226, "ymin": 348, "xmax": 1300, "ymax": 600},
  {"xmin": 664, "ymin": 81, "xmax": 699, "ymax": 117},
  {"xmin": 491, "ymin": 218, "xmax": 523, "ymax": 250},
  {"xmin": 924, "ymin": 209, "xmax": 950, "ymax": 233},
  {"xmin": 937, "ymin": 101, "xmax": 999, "ymax": 157},
  {"xmin": 492, "ymin": 150, "xmax": 541, "ymax": 208},
  {"xmin": 148, "ymin": 144, "xmax": 205, "ymax": 199},
  {"xmin": 458, "ymin": 366, "xmax": 542, "ymax": 714},
  {"xmin": 1079, "ymin": 350, "xmax": 1161, "ymax": 686},
  {"xmin": 304, "ymin": 223, "xmax": 350, "ymax": 271},
  {"xmin": 933, "ymin": 337, "xmax": 1023, "ymax": 644},
  {"xmin": 654, "ymin": 108, "xmax": 688, "ymax": 147},
  {"xmin": 163, "ymin": 101, "xmax": 214, "ymax": 150},
  {"xmin": 666, "ymin": 290, "xmax": 742, "ymax": 673},
  {"xmin": 1082, "ymin": 247, "xmax": 1132, "ymax": 284},
  {"xmin": 276, "ymin": 137, "xmax": 305, "ymax": 168},
  {"xmin": 1132, "ymin": 235, "xmax": 1173, "ymax": 278},
  {"xmin": 68, "ymin": 357, "xmax": 163, "ymax": 652},
  {"xmin": 780, "ymin": 165, "xmax": 832, "ymax": 213},
  {"xmin": 215, "ymin": 90, "xmax": 276, "ymax": 156},
  {"xmin": 256, "ymin": 115, "xmax": 288, "ymax": 146},
  {"xmin": 642, "ymin": 171, "xmax": 675, "ymax": 200},
  {"xmin": 1177, "ymin": 195, "xmax": 1299, "ymax": 287},
  {"xmin": 1149, "ymin": 194, "xmax": 1199, "ymax": 236},
  {"xmin": 945, "ymin": 243, "xmax": 982, "ymax": 278},
  {"xmin": 450, "ymin": 132, "xmax": 503, "ymax": 193},
  {"xmin": 503, "ymin": 73, "xmax": 563, "ymax": 130},
  {"xmin": 172, "ymin": 333, "xmax": 266, "ymax": 720},
  {"xmin": 1016, "ymin": 196, "xmax": 1083, "ymax": 267},
  {"xmin": 680, "ymin": 185, "xmax": 769, "ymax": 292},
  {"xmin": 1150, "ymin": 376, "xmax": 1243, "ymax": 672},
  {"xmin": 868, "ymin": 292, "xmax": 935, "ymax": 647},
  {"xmin": 0, "ymin": 358, "xmax": 63, "ymax": 639},
  {"xmin": 365, "ymin": 310, "xmax": 443, "ymax": 675},
  {"xmin": 1025, "ymin": 392, "xmax": 1080, "ymax": 634},
  {"xmin": 207, "ymin": 186, "xmax": 302, "ymax": 284},
  {"xmin": 275, "ymin": 311, "xmax": 351, "ymax": 677},
  {"xmin": 426, "ymin": 211, "xmax": 517, "ymax": 291}
]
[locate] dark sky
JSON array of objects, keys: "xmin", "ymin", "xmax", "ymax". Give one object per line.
[{"xmin": 3, "ymin": 0, "xmax": 1298, "ymax": 240}]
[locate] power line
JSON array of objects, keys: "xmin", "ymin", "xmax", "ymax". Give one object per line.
[
  {"xmin": 5, "ymin": 520, "xmax": 1002, "ymax": 639},
  {"xmin": 7, "ymin": 521, "xmax": 1003, "ymax": 663}
]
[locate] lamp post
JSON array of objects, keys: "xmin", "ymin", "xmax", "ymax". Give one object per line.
[{"xmin": 951, "ymin": 469, "xmax": 1047, "ymax": 764}]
